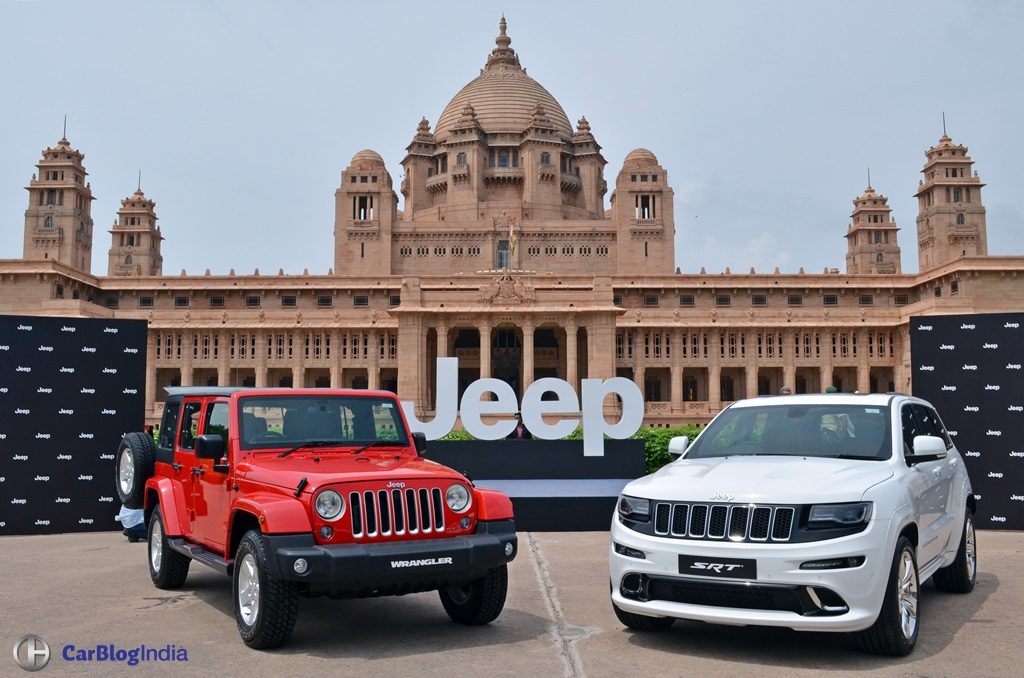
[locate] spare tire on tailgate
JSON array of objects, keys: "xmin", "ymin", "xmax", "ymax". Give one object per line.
[{"xmin": 115, "ymin": 432, "xmax": 157, "ymax": 509}]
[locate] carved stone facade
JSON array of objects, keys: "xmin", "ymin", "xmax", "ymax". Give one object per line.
[{"xmin": 2, "ymin": 19, "xmax": 1023, "ymax": 427}]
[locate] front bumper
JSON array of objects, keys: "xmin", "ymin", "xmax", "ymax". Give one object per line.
[
  {"xmin": 610, "ymin": 515, "xmax": 892, "ymax": 632},
  {"xmin": 265, "ymin": 519, "xmax": 516, "ymax": 595}
]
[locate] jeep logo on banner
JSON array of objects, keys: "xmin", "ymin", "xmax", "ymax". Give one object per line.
[
  {"xmin": 911, "ymin": 312, "xmax": 1024, "ymax": 530},
  {"xmin": 403, "ymin": 357, "xmax": 644, "ymax": 456},
  {"xmin": 0, "ymin": 315, "xmax": 147, "ymax": 535}
]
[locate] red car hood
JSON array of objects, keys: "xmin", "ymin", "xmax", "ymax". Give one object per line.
[{"xmin": 234, "ymin": 452, "xmax": 466, "ymax": 493}]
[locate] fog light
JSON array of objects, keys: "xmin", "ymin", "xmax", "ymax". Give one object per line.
[
  {"xmin": 460, "ymin": 517, "xmax": 471, "ymax": 529},
  {"xmin": 320, "ymin": 525, "xmax": 333, "ymax": 540},
  {"xmin": 504, "ymin": 542, "xmax": 514, "ymax": 557},
  {"xmin": 614, "ymin": 542, "xmax": 646, "ymax": 559},
  {"xmin": 800, "ymin": 556, "xmax": 865, "ymax": 570},
  {"xmin": 293, "ymin": 558, "xmax": 309, "ymax": 575}
]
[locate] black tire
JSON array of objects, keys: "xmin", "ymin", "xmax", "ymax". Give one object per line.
[
  {"xmin": 148, "ymin": 508, "xmax": 190, "ymax": 589},
  {"xmin": 233, "ymin": 530, "xmax": 300, "ymax": 649},
  {"xmin": 933, "ymin": 510, "xmax": 977, "ymax": 593},
  {"xmin": 613, "ymin": 602, "xmax": 675, "ymax": 632},
  {"xmin": 115, "ymin": 432, "xmax": 156, "ymax": 509},
  {"xmin": 439, "ymin": 565, "xmax": 508, "ymax": 625},
  {"xmin": 854, "ymin": 536, "xmax": 919, "ymax": 656}
]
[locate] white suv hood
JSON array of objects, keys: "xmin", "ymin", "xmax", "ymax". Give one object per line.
[{"xmin": 625, "ymin": 456, "xmax": 894, "ymax": 505}]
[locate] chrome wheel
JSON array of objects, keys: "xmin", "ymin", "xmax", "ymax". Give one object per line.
[
  {"xmin": 150, "ymin": 517, "xmax": 162, "ymax": 574},
  {"xmin": 119, "ymin": 448, "xmax": 134, "ymax": 496},
  {"xmin": 238, "ymin": 553, "xmax": 260, "ymax": 627},
  {"xmin": 897, "ymin": 548, "xmax": 919, "ymax": 640},
  {"xmin": 965, "ymin": 516, "xmax": 977, "ymax": 580}
]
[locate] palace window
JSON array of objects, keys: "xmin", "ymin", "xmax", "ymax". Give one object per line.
[
  {"xmin": 353, "ymin": 295, "xmax": 369, "ymax": 307},
  {"xmin": 715, "ymin": 294, "xmax": 731, "ymax": 307},
  {"xmin": 562, "ymin": 245, "xmax": 574, "ymax": 256},
  {"xmin": 596, "ymin": 245, "xmax": 608, "ymax": 256},
  {"xmin": 400, "ymin": 246, "xmax": 412, "ymax": 257},
  {"xmin": 210, "ymin": 296, "xmax": 225, "ymax": 308},
  {"xmin": 787, "ymin": 295, "xmax": 802, "ymax": 306},
  {"xmin": 456, "ymin": 152, "xmax": 466, "ymax": 166},
  {"xmin": 138, "ymin": 296, "xmax": 154, "ymax": 308},
  {"xmin": 174, "ymin": 296, "xmax": 190, "ymax": 308},
  {"xmin": 496, "ymin": 240, "xmax": 510, "ymax": 268},
  {"xmin": 540, "ymin": 152, "xmax": 551, "ymax": 165},
  {"xmin": 44, "ymin": 216, "xmax": 53, "ymax": 228},
  {"xmin": 679, "ymin": 294, "xmax": 694, "ymax": 307},
  {"xmin": 353, "ymin": 195, "xmax": 374, "ymax": 220},
  {"xmin": 634, "ymin": 194, "xmax": 656, "ymax": 219},
  {"xmin": 613, "ymin": 295, "xmax": 623, "ymax": 306},
  {"xmin": 951, "ymin": 281, "xmax": 960, "ymax": 296},
  {"xmin": 859, "ymin": 294, "xmax": 874, "ymax": 305},
  {"xmin": 434, "ymin": 246, "xmax": 446, "ymax": 256},
  {"xmin": 281, "ymin": 295, "xmax": 297, "ymax": 308},
  {"xmin": 317, "ymin": 295, "xmax": 333, "ymax": 308},
  {"xmin": 823, "ymin": 294, "xmax": 838, "ymax": 306},
  {"xmin": 643, "ymin": 295, "xmax": 659, "ymax": 307},
  {"xmin": 752, "ymin": 294, "xmax": 767, "ymax": 306},
  {"xmin": 468, "ymin": 245, "xmax": 480, "ymax": 256},
  {"xmin": 956, "ymin": 213, "xmax": 965, "ymax": 225},
  {"xmin": 245, "ymin": 295, "xmax": 260, "ymax": 308},
  {"xmin": 389, "ymin": 294, "xmax": 401, "ymax": 307},
  {"xmin": 894, "ymin": 294, "xmax": 909, "ymax": 306},
  {"xmin": 876, "ymin": 253, "xmax": 884, "ymax": 264}
]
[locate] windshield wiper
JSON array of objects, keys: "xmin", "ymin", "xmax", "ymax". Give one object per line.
[
  {"xmin": 352, "ymin": 440, "xmax": 401, "ymax": 455},
  {"xmin": 278, "ymin": 440, "xmax": 337, "ymax": 459}
]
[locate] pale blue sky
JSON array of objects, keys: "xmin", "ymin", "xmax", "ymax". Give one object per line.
[{"xmin": 2, "ymin": 0, "xmax": 1022, "ymax": 276}]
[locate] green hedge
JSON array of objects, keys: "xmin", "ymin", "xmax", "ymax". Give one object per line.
[{"xmin": 438, "ymin": 425, "xmax": 701, "ymax": 474}]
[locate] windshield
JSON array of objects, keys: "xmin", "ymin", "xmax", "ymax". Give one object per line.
[
  {"xmin": 238, "ymin": 395, "xmax": 409, "ymax": 451},
  {"xmin": 685, "ymin": 403, "xmax": 892, "ymax": 461}
]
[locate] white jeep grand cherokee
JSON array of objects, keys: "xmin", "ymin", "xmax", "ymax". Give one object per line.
[{"xmin": 610, "ymin": 393, "xmax": 976, "ymax": 656}]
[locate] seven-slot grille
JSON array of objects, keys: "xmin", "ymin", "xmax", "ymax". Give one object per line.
[
  {"xmin": 349, "ymin": 487, "xmax": 445, "ymax": 538},
  {"xmin": 653, "ymin": 502, "xmax": 795, "ymax": 542}
]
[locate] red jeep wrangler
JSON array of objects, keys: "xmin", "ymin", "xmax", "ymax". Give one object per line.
[{"xmin": 115, "ymin": 387, "xmax": 517, "ymax": 649}]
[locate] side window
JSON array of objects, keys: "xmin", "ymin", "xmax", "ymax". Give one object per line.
[
  {"xmin": 158, "ymin": 402, "xmax": 181, "ymax": 450},
  {"xmin": 179, "ymin": 401, "xmax": 203, "ymax": 451},
  {"xmin": 900, "ymin": 405, "xmax": 920, "ymax": 454},
  {"xmin": 205, "ymin": 401, "xmax": 229, "ymax": 440},
  {"xmin": 913, "ymin": 404, "xmax": 950, "ymax": 449}
]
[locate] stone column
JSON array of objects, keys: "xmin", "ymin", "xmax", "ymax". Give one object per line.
[
  {"xmin": 479, "ymin": 321, "xmax": 491, "ymax": 380},
  {"xmin": 436, "ymin": 319, "xmax": 449, "ymax": 358},
  {"xmin": 857, "ymin": 329, "xmax": 871, "ymax": 393},
  {"xmin": 291, "ymin": 330, "xmax": 304, "ymax": 388},
  {"xmin": 368, "ymin": 330, "xmax": 380, "ymax": 391},
  {"xmin": 145, "ymin": 331, "xmax": 157, "ymax": 418},
  {"xmin": 181, "ymin": 332, "xmax": 194, "ymax": 387},
  {"xmin": 708, "ymin": 328, "xmax": 721, "ymax": 406},
  {"xmin": 745, "ymin": 329, "xmax": 758, "ymax": 398},
  {"xmin": 329, "ymin": 330, "xmax": 341, "ymax": 388},
  {"xmin": 782, "ymin": 329, "xmax": 795, "ymax": 393},
  {"xmin": 671, "ymin": 329, "xmax": 683, "ymax": 406},
  {"xmin": 255, "ymin": 331, "xmax": 268, "ymax": 388},
  {"xmin": 588, "ymin": 315, "xmax": 616, "ymax": 380},
  {"xmin": 397, "ymin": 314, "xmax": 422, "ymax": 403},
  {"xmin": 565, "ymin": 319, "xmax": 577, "ymax": 390},
  {"xmin": 217, "ymin": 331, "xmax": 230, "ymax": 386},
  {"xmin": 521, "ymin": 317, "xmax": 534, "ymax": 394},
  {"xmin": 820, "ymin": 329, "xmax": 833, "ymax": 392},
  {"xmin": 632, "ymin": 329, "xmax": 645, "ymax": 396}
]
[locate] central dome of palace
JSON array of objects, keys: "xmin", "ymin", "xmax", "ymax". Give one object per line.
[{"xmin": 434, "ymin": 18, "xmax": 573, "ymax": 142}]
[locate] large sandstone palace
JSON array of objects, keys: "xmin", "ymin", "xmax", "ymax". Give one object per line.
[{"xmin": 3, "ymin": 19, "xmax": 1023, "ymax": 426}]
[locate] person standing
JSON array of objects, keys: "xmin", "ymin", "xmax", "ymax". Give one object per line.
[{"xmin": 506, "ymin": 413, "xmax": 532, "ymax": 439}]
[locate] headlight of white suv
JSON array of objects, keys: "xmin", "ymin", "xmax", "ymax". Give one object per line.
[
  {"xmin": 617, "ymin": 495, "xmax": 651, "ymax": 522},
  {"xmin": 808, "ymin": 502, "xmax": 872, "ymax": 528},
  {"xmin": 446, "ymin": 483, "xmax": 471, "ymax": 513},
  {"xmin": 315, "ymin": 490, "xmax": 345, "ymax": 521}
]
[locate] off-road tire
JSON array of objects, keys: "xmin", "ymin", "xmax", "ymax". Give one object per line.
[
  {"xmin": 854, "ymin": 536, "xmax": 919, "ymax": 656},
  {"xmin": 613, "ymin": 602, "xmax": 675, "ymax": 631},
  {"xmin": 148, "ymin": 508, "xmax": 190, "ymax": 589},
  {"xmin": 934, "ymin": 510, "xmax": 977, "ymax": 593},
  {"xmin": 115, "ymin": 432, "xmax": 156, "ymax": 509},
  {"xmin": 439, "ymin": 565, "xmax": 508, "ymax": 625},
  {"xmin": 233, "ymin": 530, "xmax": 300, "ymax": 649}
]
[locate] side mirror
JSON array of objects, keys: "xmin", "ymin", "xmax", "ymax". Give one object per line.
[
  {"xmin": 412, "ymin": 431, "xmax": 427, "ymax": 456},
  {"xmin": 906, "ymin": 434, "xmax": 947, "ymax": 465},
  {"xmin": 195, "ymin": 434, "xmax": 225, "ymax": 460},
  {"xmin": 668, "ymin": 435, "xmax": 690, "ymax": 459}
]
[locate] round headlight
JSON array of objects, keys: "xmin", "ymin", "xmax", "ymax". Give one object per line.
[
  {"xmin": 315, "ymin": 490, "xmax": 345, "ymax": 521},
  {"xmin": 445, "ymin": 483, "xmax": 471, "ymax": 513}
]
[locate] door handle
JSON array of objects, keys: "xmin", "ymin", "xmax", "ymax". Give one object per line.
[
  {"xmin": 192, "ymin": 467, "xmax": 205, "ymax": 476},
  {"xmin": 172, "ymin": 463, "xmax": 183, "ymax": 471}
]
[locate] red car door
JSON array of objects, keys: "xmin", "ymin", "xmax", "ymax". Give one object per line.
[
  {"xmin": 174, "ymin": 398, "xmax": 204, "ymax": 538},
  {"xmin": 190, "ymin": 399, "xmax": 233, "ymax": 553}
]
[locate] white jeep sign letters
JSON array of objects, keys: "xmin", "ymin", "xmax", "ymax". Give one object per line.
[{"xmin": 402, "ymin": 357, "xmax": 644, "ymax": 456}]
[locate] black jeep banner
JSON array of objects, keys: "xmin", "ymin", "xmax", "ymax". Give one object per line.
[
  {"xmin": 0, "ymin": 315, "xmax": 147, "ymax": 535},
  {"xmin": 911, "ymin": 313, "xmax": 1024, "ymax": 530}
]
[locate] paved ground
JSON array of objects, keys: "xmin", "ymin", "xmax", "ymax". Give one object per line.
[{"xmin": 1, "ymin": 530, "xmax": 1022, "ymax": 677}]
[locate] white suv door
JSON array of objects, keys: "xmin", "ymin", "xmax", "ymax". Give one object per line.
[{"xmin": 900, "ymin": 402, "xmax": 956, "ymax": 569}]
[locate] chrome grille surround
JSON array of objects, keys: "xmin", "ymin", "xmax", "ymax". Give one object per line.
[{"xmin": 652, "ymin": 501, "xmax": 797, "ymax": 543}]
